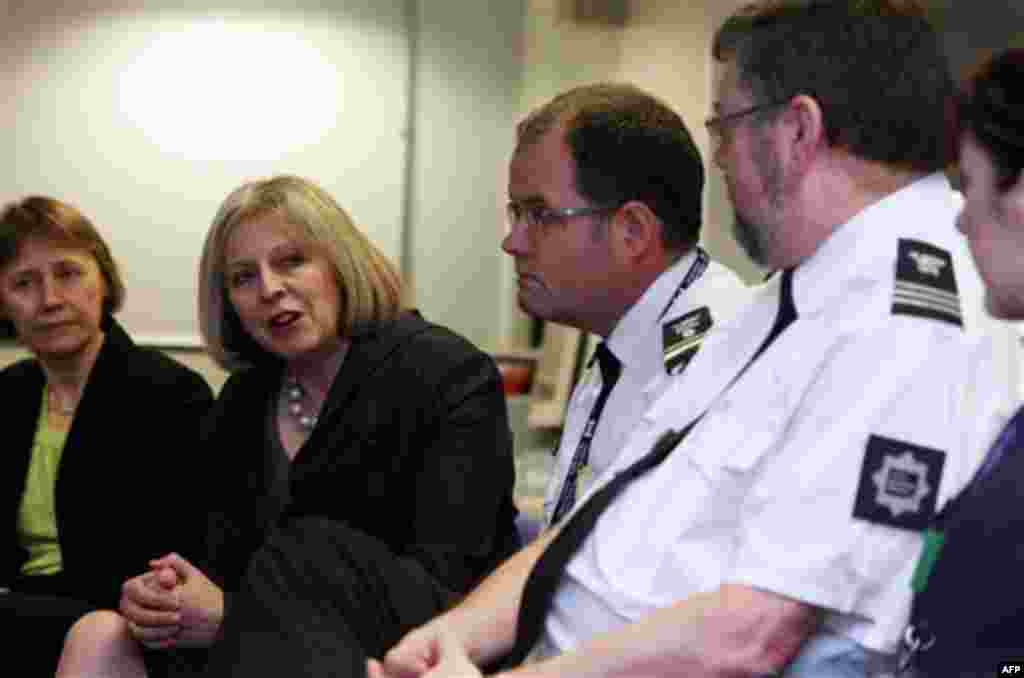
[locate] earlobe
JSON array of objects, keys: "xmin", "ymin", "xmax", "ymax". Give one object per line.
[
  {"xmin": 614, "ymin": 201, "xmax": 660, "ymax": 261},
  {"xmin": 786, "ymin": 95, "xmax": 825, "ymax": 167}
]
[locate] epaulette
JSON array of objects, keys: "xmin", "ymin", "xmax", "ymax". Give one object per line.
[
  {"xmin": 662, "ymin": 306, "xmax": 712, "ymax": 375},
  {"xmin": 892, "ymin": 238, "xmax": 962, "ymax": 327}
]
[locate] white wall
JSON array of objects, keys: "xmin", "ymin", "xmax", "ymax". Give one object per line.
[
  {"xmin": 1, "ymin": 0, "xmax": 410, "ymax": 347},
  {"xmin": 1, "ymin": 0, "xmax": 526, "ymax": 353},
  {"xmin": 408, "ymin": 0, "xmax": 525, "ymax": 350}
]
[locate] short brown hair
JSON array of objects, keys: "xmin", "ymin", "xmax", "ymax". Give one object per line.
[
  {"xmin": 198, "ymin": 175, "xmax": 403, "ymax": 371},
  {"xmin": 516, "ymin": 83, "xmax": 705, "ymax": 254},
  {"xmin": 0, "ymin": 196, "xmax": 125, "ymax": 339}
]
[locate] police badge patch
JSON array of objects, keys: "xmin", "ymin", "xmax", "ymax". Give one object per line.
[
  {"xmin": 662, "ymin": 306, "xmax": 712, "ymax": 375},
  {"xmin": 892, "ymin": 238, "xmax": 962, "ymax": 327},
  {"xmin": 853, "ymin": 435, "xmax": 945, "ymax": 531}
]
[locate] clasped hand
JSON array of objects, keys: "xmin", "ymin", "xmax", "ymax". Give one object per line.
[
  {"xmin": 119, "ymin": 553, "xmax": 225, "ymax": 650},
  {"xmin": 368, "ymin": 623, "xmax": 484, "ymax": 678}
]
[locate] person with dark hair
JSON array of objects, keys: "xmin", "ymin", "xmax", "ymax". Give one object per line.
[
  {"xmin": 0, "ymin": 196, "xmax": 214, "ymax": 675},
  {"xmin": 55, "ymin": 175, "xmax": 519, "ymax": 677},
  {"xmin": 508, "ymin": 83, "xmax": 748, "ymax": 531},
  {"xmin": 370, "ymin": 3, "xmax": 1016, "ymax": 677},
  {"xmin": 899, "ymin": 47, "xmax": 1024, "ymax": 678},
  {"xmin": 710, "ymin": 0, "xmax": 954, "ymax": 175}
]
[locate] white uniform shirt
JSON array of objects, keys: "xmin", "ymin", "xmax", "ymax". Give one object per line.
[
  {"xmin": 541, "ymin": 249, "xmax": 750, "ymax": 526},
  {"xmin": 539, "ymin": 173, "xmax": 1019, "ymax": 657}
]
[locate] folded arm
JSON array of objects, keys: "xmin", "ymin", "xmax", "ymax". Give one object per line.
[
  {"xmin": 374, "ymin": 579, "xmax": 813, "ymax": 678},
  {"xmin": 372, "ymin": 528, "xmax": 556, "ymax": 677},
  {"xmin": 504, "ymin": 584, "xmax": 816, "ymax": 678}
]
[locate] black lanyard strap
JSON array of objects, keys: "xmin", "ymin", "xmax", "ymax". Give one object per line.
[{"xmin": 657, "ymin": 247, "xmax": 710, "ymax": 322}]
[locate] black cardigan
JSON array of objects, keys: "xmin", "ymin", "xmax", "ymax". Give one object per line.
[
  {"xmin": 0, "ymin": 317, "xmax": 215, "ymax": 607},
  {"xmin": 202, "ymin": 311, "xmax": 520, "ymax": 597}
]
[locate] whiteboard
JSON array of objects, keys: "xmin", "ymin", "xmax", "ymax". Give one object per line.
[{"xmin": 1, "ymin": 0, "xmax": 409, "ymax": 346}]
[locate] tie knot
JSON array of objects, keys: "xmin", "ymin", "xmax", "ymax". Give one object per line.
[{"xmin": 594, "ymin": 342, "xmax": 622, "ymax": 386}]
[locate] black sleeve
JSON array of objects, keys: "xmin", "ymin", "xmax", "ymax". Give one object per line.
[
  {"xmin": 198, "ymin": 373, "xmax": 275, "ymax": 593},
  {"xmin": 399, "ymin": 337, "xmax": 519, "ymax": 593},
  {"xmin": 132, "ymin": 364, "xmax": 216, "ymax": 569},
  {"xmin": 169, "ymin": 369, "xmax": 217, "ymax": 565},
  {"xmin": 73, "ymin": 357, "xmax": 216, "ymax": 608}
]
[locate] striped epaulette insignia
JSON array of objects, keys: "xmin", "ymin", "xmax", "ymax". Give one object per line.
[
  {"xmin": 662, "ymin": 306, "xmax": 713, "ymax": 375},
  {"xmin": 891, "ymin": 238, "xmax": 962, "ymax": 327}
]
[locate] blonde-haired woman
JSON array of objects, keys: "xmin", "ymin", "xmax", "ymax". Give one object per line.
[{"xmin": 59, "ymin": 176, "xmax": 519, "ymax": 677}]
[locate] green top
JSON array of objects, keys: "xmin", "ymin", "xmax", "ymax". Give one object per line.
[{"xmin": 16, "ymin": 389, "xmax": 70, "ymax": 577}]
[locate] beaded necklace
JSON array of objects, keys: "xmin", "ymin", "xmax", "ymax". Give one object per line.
[{"xmin": 282, "ymin": 378, "xmax": 318, "ymax": 431}]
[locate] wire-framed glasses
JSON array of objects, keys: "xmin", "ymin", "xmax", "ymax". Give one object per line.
[
  {"xmin": 505, "ymin": 202, "xmax": 621, "ymax": 235},
  {"xmin": 704, "ymin": 99, "xmax": 790, "ymax": 144}
]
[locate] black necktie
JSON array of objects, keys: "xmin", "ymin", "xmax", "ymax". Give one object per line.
[
  {"xmin": 506, "ymin": 268, "xmax": 797, "ymax": 665},
  {"xmin": 749, "ymin": 268, "xmax": 796, "ymax": 369},
  {"xmin": 550, "ymin": 342, "xmax": 622, "ymax": 525}
]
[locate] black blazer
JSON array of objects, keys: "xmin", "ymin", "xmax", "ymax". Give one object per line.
[
  {"xmin": 909, "ymin": 406, "xmax": 1024, "ymax": 675},
  {"xmin": 203, "ymin": 311, "xmax": 519, "ymax": 596},
  {"xmin": 0, "ymin": 317, "xmax": 215, "ymax": 607}
]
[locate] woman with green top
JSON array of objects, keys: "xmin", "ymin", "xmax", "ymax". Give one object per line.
[{"xmin": 0, "ymin": 196, "xmax": 215, "ymax": 674}]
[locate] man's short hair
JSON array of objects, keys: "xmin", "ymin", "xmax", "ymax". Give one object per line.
[
  {"xmin": 516, "ymin": 83, "xmax": 704, "ymax": 254},
  {"xmin": 713, "ymin": 0, "xmax": 954, "ymax": 173},
  {"xmin": 954, "ymin": 48, "xmax": 1024, "ymax": 192}
]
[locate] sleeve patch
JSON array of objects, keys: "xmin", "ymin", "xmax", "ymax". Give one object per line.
[
  {"xmin": 662, "ymin": 306, "xmax": 713, "ymax": 375},
  {"xmin": 892, "ymin": 238, "xmax": 962, "ymax": 327},
  {"xmin": 852, "ymin": 434, "xmax": 945, "ymax": 531}
]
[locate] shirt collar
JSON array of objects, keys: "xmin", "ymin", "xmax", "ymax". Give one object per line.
[
  {"xmin": 606, "ymin": 249, "xmax": 701, "ymax": 368},
  {"xmin": 791, "ymin": 172, "xmax": 955, "ymax": 317}
]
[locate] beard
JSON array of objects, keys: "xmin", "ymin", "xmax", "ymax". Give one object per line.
[
  {"xmin": 731, "ymin": 211, "xmax": 768, "ymax": 266},
  {"xmin": 731, "ymin": 130, "xmax": 784, "ymax": 268}
]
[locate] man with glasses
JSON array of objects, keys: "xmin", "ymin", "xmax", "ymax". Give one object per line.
[
  {"xmin": 371, "ymin": 2, "xmax": 1016, "ymax": 677},
  {"xmin": 500, "ymin": 83, "xmax": 748, "ymax": 534}
]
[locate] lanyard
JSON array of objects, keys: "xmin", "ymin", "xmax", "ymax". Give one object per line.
[
  {"xmin": 961, "ymin": 404, "xmax": 1024, "ymax": 501},
  {"xmin": 584, "ymin": 245, "xmax": 711, "ymax": 385},
  {"xmin": 657, "ymin": 247, "xmax": 709, "ymax": 322},
  {"xmin": 551, "ymin": 247, "xmax": 710, "ymax": 525},
  {"xmin": 549, "ymin": 345, "xmax": 619, "ymax": 524}
]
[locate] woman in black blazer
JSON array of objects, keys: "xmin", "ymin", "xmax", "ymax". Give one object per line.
[
  {"xmin": 0, "ymin": 196, "xmax": 214, "ymax": 675},
  {"xmin": 59, "ymin": 175, "xmax": 519, "ymax": 677}
]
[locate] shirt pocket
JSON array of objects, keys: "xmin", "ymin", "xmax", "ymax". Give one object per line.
[{"xmin": 687, "ymin": 385, "xmax": 791, "ymax": 478}]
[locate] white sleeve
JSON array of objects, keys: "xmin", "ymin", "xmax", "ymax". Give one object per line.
[{"xmin": 727, "ymin": 319, "xmax": 978, "ymax": 624}]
